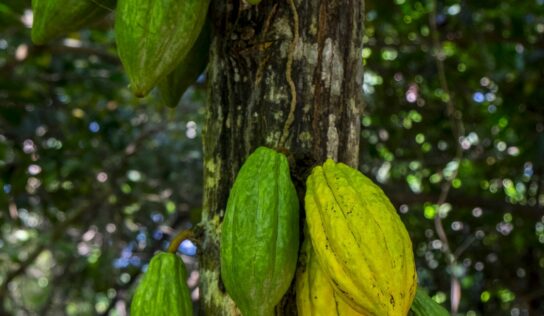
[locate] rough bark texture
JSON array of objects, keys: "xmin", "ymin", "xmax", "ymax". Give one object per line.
[{"xmin": 197, "ymin": 0, "xmax": 364, "ymax": 315}]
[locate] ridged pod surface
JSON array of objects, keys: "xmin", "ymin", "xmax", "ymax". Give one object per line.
[
  {"xmin": 305, "ymin": 159, "xmax": 417, "ymax": 315},
  {"xmin": 220, "ymin": 147, "xmax": 299, "ymax": 316},
  {"xmin": 31, "ymin": 0, "xmax": 115, "ymax": 44},
  {"xmin": 158, "ymin": 19, "xmax": 211, "ymax": 108},
  {"xmin": 115, "ymin": 0, "xmax": 209, "ymax": 97},
  {"xmin": 130, "ymin": 252, "xmax": 192, "ymax": 316},
  {"xmin": 296, "ymin": 238, "xmax": 363, "ymax": 316},
  {"xmin": 410, "ymin": 288, "xmax": 450, "ymax": 316}
]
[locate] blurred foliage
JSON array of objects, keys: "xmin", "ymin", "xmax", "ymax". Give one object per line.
[
  {"xmin": 0, "ymin": 0, "xmax": 543, "ymax": 315},
  {"xmin": 1, "ymin": 1, "xmax": 204, "ymax": 315},
  {"xmin": 361, "ymin": 0, "xmax": 544, "ymax": 315}
]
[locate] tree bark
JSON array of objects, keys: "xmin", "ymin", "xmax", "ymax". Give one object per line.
[{"xmin": 198, "ymin": 0, "xmax": 364, "ymax": 314}]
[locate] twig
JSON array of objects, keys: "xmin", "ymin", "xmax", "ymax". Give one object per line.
[
  {"xmin": 167, "ymin": 229, "xmax": 195, "ymax": 253},
  {"xmin": 47, "ymin": 45, "xmax": 119, "ymax": 64},
  {"xmin": 0, "ymin": 43, "xmax": 119, "ymax": 75},
  {"xmin": 383, "ymin": 185, "xmax": 543, "ymax": 220},
  {"xmin": 428, "ymin": 0, "xmax": 466, "ymax": 314},
  {"xmin": 453, "ymin": 236, "xmax": 475, "ymax": 258}
]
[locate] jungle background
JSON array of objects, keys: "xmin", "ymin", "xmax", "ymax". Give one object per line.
[{"xmin": 1, "ymin": 0, "xmax": 543, "ymax": 315}]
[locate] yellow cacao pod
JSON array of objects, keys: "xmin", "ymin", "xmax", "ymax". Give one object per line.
[
  {"xmin": 296, "ymin": 238, "xmax": 363, "ymax": 316},
  {"xmin": 305, "ymin": 159, "xmax": 417, "ymax": 315}
]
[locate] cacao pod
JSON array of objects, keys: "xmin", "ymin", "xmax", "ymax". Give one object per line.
[
  {"xmin": 158, "ymin": 19, "xmax": 211, "ymax": 108},
  {"xmin": 115, "ymin": 0, "xmax": 209, "ymax": 97},
  {"xmin": 130, "ymin": 252, "xmax": 192, "ymax": 316},
  {"xmin": 220, "ymin": 147, "xmax": 300, "ymax": 316},
  {"xmin": 305, "ymin": 159, "xmax": 417, "ymax": 315},
  {"xmin": 296, "ymin": 237, "xmax": 362, "ymax": 316},
  {"xmin": 410, "ymin": 288, "xmax": 450, "ymax": 316},
  {"xmin": 31, "ymin": 0, "xmax": 115, "ymax": 45}
]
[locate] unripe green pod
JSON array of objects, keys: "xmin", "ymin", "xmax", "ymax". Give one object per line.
[
  {"xmin": 31, "ymin": 0, "xmax": 115, "ymax": 44},
  {"xmin": 115, "ymin": 0, "xmax": 209, "ymax": 97},
  {"xmin": 158, "ymin": 19, "xmax": 211, "ymax": 108},
  {"xmin": 220, "ymin": 147, "xmax": 300, "ymax": 316},
  {"xmin": 131, "ymin": 252, "xmax": 192, "ymax": 316}
]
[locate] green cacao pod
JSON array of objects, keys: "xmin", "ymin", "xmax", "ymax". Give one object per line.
[
  {"xmin": 220, "ymin": 147, "xmax": 300, "ymax": 316},
  {"xmin": 305, "ymin": 159, "xmax": 417, "ymax": 315},
  {"xmin": 157, "ymin": 19, "xmax": 211, "ymax": 108},
  {"xmin": 296, "ymin": 237, "xmax": 362, "ymax": 316},
  {"xmin": 31, "ymin": 0, "xmax": 115, "ymax": 44},
  {"xmin": 130, "ymin": 252, "xmax": 192, "ymax": 316},
  {"xmin": 115, "ymin": 0, "xmax": 209, "ymax": 97},
  {"xmin": 410, "ymin": 288, "xmax": 450, "ymax": 316}
]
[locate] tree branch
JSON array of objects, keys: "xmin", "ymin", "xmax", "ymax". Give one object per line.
[
  {"xmin": 0, "ymin": 205, "xmax": 88, "ymax": 301},
  {"xmin": 385, "ymin": 186, "xmax": 543, "ymax": 220},
  {"xmin": 429, "ymin": 0, "xmax": 467, "ymax": 312},
  {"xmin": 46, "ymin": 44, "xmax": 119, "ymax": 64},
  {"xmin": 0, "ymin": 43, "xmax": 119, "ymax": 74}
]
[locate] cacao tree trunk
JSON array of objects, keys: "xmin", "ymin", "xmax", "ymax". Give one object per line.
[{"xmin": 198, "ymin": 0, "xmax": 364, "ymax": 314}]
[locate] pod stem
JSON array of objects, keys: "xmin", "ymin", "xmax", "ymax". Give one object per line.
[{"xmin": 167, "ymin": 229, "xmax": 194, "ymax": 254}]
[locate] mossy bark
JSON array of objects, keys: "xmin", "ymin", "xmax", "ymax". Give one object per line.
[{"xmin": 198, "ymin": 0, "xmax": 365, "ymax": 314}]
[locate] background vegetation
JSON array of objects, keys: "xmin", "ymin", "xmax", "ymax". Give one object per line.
[{"xmin": 1, "ymin": 0, "xmax": 543, "ymax": 315}]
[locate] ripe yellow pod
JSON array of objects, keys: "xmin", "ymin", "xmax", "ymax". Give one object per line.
[
  {"xmin": 305, "ymin": 159, "xmax": 417, "ymax": 315},
  {"xmin": 296, "ymin": 238, "xmax": 363, "ymax": 316}
]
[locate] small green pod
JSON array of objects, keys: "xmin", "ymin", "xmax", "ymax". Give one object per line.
[{"xmin": 130, "ymin": 252, "xmax": 193, "ymax": 316}]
